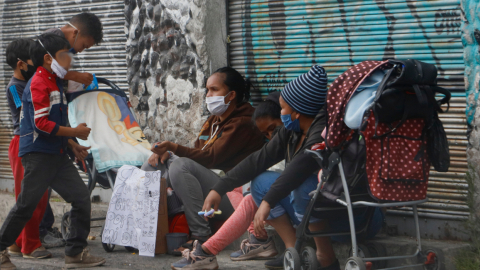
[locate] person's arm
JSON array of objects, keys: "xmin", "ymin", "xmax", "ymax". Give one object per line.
[
  {"xmin": 203, "ymin": 130, "xmax": 287, "ymax": 213},
  {"xmin": 263, "ymin": 152, "xmax": 319, "ymax": 207},
  {"xmin": 56, "ymin": 124, "xmax": 90, "ymax": 140},
  {"xmin": 68, "ymin": 138, "xmax": 91, "ymax": 161},
  {"xmin": 171, "ymin": 120, "xmax": 264, "ymax": 169},
  {"xmin": 63, "ymin": 71, "xmax": 93, "ymax": 86},
  {"xmin": 31, "ymin": 81, "xmax": 90, "ymax": 139},
  {"xmin": 211, "ymin": 128, "xmax": 287, "ymax": 197},
  {"xmin": 8, "ymin": 85, "xmax": 23, "ymax": 109}
]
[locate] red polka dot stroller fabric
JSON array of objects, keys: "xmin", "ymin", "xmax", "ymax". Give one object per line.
[
  {"xmin": 362, "ymin": 114, "xmax": 429, "ymax": 201},
  {"xmin": 325, "ymin": 60, "xmax": 429, "ymax": 202}
]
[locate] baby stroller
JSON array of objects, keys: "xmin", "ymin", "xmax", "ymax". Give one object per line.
[
  {"xmin": 60, "ymin": 78, "xmax": 150, "ymax": 253},
  {"xmin": 284, "ymin": 60, "xmax": 450, "ymax": 270}
]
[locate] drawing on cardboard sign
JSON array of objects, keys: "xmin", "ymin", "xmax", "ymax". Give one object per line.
[{"xmin": 102, "ymin": 165, "xmax": 161, "ymax": 257}]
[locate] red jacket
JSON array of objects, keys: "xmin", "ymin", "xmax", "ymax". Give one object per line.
[{"xmin": 19, "ymin": 66, "xmax": 68, "ymax": 156}]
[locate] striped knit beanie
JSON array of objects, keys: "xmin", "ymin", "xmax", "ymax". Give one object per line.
[{"xmin": 281, "ymin": 65, "xmax": 328, "ymax": 117}]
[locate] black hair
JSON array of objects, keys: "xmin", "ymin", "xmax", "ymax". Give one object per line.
[
  {"xmin": 6, "ymin": 38, "xmax": 33, "ymax": 69},
  {"xmin": 253, "ymin": 91, "xmax": 281, "ymax": 121},
  {"xmin": 30, "ymin": 33, "xmax": 71, "ymax": 68},
  {"xmin": 70, "ymin": 12, "xmax": 104, "ymax": 45},
  {"xmin": 213, "ymin": 66, "xmax": 252, "ymax": 103}
]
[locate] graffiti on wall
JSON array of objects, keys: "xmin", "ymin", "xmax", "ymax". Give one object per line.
[{"xmin": 230, "ymin": 0, "xmax": 463, "ymax": 100}]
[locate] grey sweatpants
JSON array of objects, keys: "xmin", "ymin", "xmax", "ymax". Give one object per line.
[{"xmin": 141, "ymin": 157, "xmax": 234, "ymax": 237}]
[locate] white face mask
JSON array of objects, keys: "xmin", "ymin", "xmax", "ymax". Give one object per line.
[
  {"xmin": 38, "ymin": 39, "xmax": 69, "ymax": 79},
  {"xmin": 51, "ymin": 58, "xmax": 68, "ymax": 79},
  {"xmin": 206, "ymin": 92, "xmax": 232, "ymax": 116}
]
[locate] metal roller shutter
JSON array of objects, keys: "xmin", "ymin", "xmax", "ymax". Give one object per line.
[
  {"xmin": 0, "ymin": 0, "xmax": 127, "ymax": 192},
  {"xmin": 228, "ymin": 0, "xmax": 468, "ymax": 222}
]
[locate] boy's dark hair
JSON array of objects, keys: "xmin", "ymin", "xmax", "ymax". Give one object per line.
[
  {"xmin": 70, "ymin": 12, "xmax": 103, "ymax": 45},
  {"xmin": 30, "ymin": 33, "xmax": 71, "ymax": 68},
  {"xmin": 253, "ymin": 92, "xmax": 281, "ymax": 121},
  {"xmin": 6, "ymin": 38, "xmax": 33, "ymax": 69}
]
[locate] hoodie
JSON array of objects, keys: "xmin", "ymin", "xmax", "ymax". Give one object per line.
[
  {"xmin": 212, "ymin": 109, "xmax": 326, "ymax": 207},
  {"xmin": 174, "ymin": 102, "xmax": 265, "ymax": 172}
]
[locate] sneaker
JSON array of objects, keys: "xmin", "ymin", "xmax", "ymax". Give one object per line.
[
  {"xmin": 0, "ymin": 250, "xmax": 16, "ymax": 270},
  {"xmin": 23, "ymin": 246, "xmax": 52, "ymax": 259},
  {"xmin": 264, "ymin": 253, "xmax": 284, "ymax": 269},
  {"xmin": 7, "ymin": 244, "xmax": 21, "ymax": 257},
  {"xmin": 64, "ymin": 248, "xmax": 106, "ymax": 269},
  {"xmin": 171, "ymin": 240, "xmax": 218, "ymax": 270},
  {"xmin": 230, "ymin": 234, "xmax": 278, "ymax": 261},
  {"xmin": 40, "ymin": 233, "xmax": 66, "ymax": 249},
  {"xmin": 47, "ymin": 227, "xmax": 63, "ymax": 239}
]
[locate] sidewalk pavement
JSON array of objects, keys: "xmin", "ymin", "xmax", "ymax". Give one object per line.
[
  {"xmin": 8, "ymin": 239, "xmax": 266, "ymax": 270},
  {"xmin": 0, "ymin": 191, "xmax": 472, "ymax": 270}
]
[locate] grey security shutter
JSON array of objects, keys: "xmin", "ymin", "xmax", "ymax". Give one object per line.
[
  {"xmin": 229, "ymin": 0, "xmax": 468, "ymax": 221},
  {"xmin": 0, "ymin": 0, "xmax": 127, "ymax": 190}
]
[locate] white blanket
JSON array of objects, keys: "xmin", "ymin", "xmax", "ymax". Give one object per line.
[
  {"xmin": 68, "ymin": 91, "xmax": 152, "ymax": 172},
  {"xmin": 102, "ymin": 165, "xmax": 161, "ymax": 257}
]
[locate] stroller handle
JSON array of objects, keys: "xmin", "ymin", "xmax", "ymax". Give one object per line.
[{"xmin": 96, "ymin": 77, "xmax": 127, "ymax": 98}]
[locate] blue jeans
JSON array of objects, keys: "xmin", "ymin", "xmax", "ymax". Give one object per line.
[{"xmin": 251, "ymin": 171, "xmax": 320, "ymax": 225}]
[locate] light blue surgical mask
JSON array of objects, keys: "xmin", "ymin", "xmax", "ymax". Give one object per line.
[{"xmin": 281, "ymin": 114, "xmax": 301, "ymax": 133}]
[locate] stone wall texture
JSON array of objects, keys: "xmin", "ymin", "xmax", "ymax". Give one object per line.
[
  {"xmin": 125, "ymin": 0, "xmax": 211, "ymax": 146},
  {"xmin": 461, "ymin": 0, "xmax": 480, "ymax": 214}
]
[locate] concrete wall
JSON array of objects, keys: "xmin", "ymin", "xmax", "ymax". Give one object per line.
[
  {"xmin": 125, "ymin": 0, "xmax": 227, "ymax": 146},
  {"xmin": 461, "ymin": 0, "xmax": 480, "ymax": 215}
]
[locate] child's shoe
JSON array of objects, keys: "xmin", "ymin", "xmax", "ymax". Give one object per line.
[
  {"xmin": 64, "ymin": 248, "xmax": 106, "ymax": 269},
  {"xmin": 6, "ymin": 244, "xmax": 21, "ymax": 257},
  {"xmin": 230, "ymin": 233, "xmax": 278, "ymax": 261},
  {"xmin": 22, "ymin": 246, "xmax": 52, "ymax": 259},
  {"xmin": 171, "ymin": 240, "xmax": 218, "ymax": 270},
  {"xmin": 0, "ymin": 249, "xmax": 16, "ymax": 270}
]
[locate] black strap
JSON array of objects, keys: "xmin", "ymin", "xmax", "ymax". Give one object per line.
[{"xmin": 372, "ymin": 67, "xmax": 396, "ymax": 137}]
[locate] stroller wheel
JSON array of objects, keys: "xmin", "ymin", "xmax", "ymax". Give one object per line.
[
  {"xmin": 102, "ymin": 242, "xmax": 116, "ymax": 252},
  {"xmin": 61, "ymin": 212, "xmax": 71, "ymax": 241},
  {"xmin": 421, "ymin": 249, "xmax": 445, "ymax": 270},
  {"xmin": 125, "ymin": 246, "xmax": 138, "ymax": 253},
  {"xmin": 345, "ymin": 257, "xmax": 366, "ymax": 270},
  {"xmin": 300, "ymin": 246, "xmax": 318, "ymax": 270},
  {"xmin": 284, "ymin": 247, "xmax": 301, "ymax": 270},
  {"xmin": 100, "ymin": 224, "xmax": 116, "ymax": 252},
  {"xmin": 365, "ymin": 242, "xmax": 387, "ymax": 268},
  {"xmin": 349, "ymin": 244, "xmax": 371, "ymax": 259}
]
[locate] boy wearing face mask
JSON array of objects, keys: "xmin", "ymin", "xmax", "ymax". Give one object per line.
[
  {"xmin": 4, "ymin": 38, "xmax": 53, "ymax": 260},
  {"xmin": 39, "ymin": 12, "xmax": 103, "ymax": 248},
  {"xmin": 0, "ymin": 33, "xmax": 105, "ymax": 270},
  {"xmin": 44, "ymin": 12, "xmax": 103, "ymax": 87}
]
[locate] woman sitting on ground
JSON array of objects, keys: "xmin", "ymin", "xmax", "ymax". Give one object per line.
[
  {"xmin": 172, "ymin": 65, "xmax": 341, "ymax": 270},
  {"xmin": 142, "ymin": 67, "xmax": 265, "ymax": 251},
  {"xmin": 171, "ymin": 91, "xmax": 291, "ymax": 270}
]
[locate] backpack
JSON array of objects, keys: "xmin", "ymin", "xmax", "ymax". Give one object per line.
[{"xmin": 368, "ymin": 59, "xmax": 451, "ymax": 172}]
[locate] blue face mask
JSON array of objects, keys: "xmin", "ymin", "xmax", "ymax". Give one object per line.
[
  {"xmin": 281, "ymin": 114, "xmax": 301, "ymax": 133},
  {"xmin": 69, "ymin": 48, "xmax": 77, "ymax": 55}
]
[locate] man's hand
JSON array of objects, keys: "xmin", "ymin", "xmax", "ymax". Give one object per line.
[
  {"xmin": 202, "ymin": 190, "xmax": 222, "ymax": 219},
  {"xmin": 148, "ymin": 153, "xmax": 160, "ymax": 167},
  {"xmin": 151, "ymin": 141, "xmax": 173, "ymax": 156},
  {"xmin": 72, "ymin": 144, "xmax": 91, "ymax": 161},
  {"xmin": 75, "ymin": 72, "xmax": 93, "ymax": 86},
  {"xmin": 254, "ymin": 201, "xmax": 271, "ymax": 238},
  {"xmin": 74, "ymin": 123, "xmax": 91, "ymax": 140}
]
